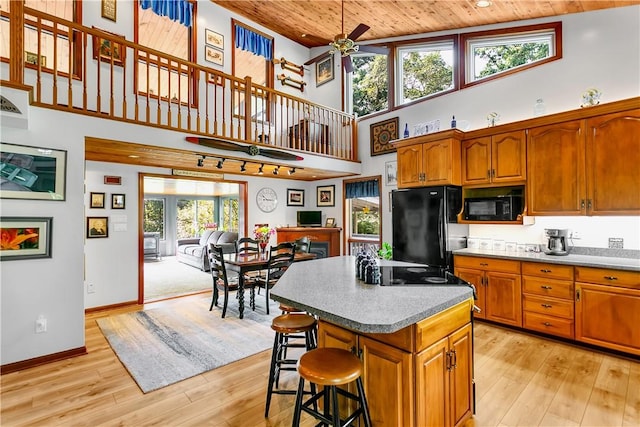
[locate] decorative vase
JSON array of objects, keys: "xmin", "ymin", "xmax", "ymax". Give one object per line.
[{"xmin": 259, "ymin": 241, "xmax": 267, "ymax": 257}]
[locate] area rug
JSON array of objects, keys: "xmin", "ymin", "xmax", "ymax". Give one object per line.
[{"xmin": 97, "ymin": 296, "xmax": 278, "ymax": 393}]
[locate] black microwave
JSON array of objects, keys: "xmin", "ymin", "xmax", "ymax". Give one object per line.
[{"xmin": 463, "ymin": 195, "xmax": 523, "ymax": 221}]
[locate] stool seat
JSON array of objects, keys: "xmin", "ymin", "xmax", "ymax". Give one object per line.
[
  {"xmin": 298, "ymin": 348, "xmax": 362, "ymax": 386},
  {"xmin": 279, "ymin": 303, "xmax": 304, "ymax": 313},
  {"xmin": 271, "ymin": 313, "xmax": 316, "ymax": 334}
]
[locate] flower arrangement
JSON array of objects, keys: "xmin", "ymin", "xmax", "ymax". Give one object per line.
[{"xmin": 253, "ymin": 225, "xmax": 275, "ymax": 243}]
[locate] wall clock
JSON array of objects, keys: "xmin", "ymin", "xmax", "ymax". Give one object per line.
[{"xmin": 256, "ymin": 187, "xmax": 278, "ymax": 212}]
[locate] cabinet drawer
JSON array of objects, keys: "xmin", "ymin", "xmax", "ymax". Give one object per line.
[
  {"xmin": 522, "ymin": 276, "xmax": 574, "ymax": 299},
  {"xmin": 522, "ymin": 262, "xmax": 574, "ymax": 280},
  {"xmin": 523, "ymin": 312, "xmax": 574, "ymax": 339},
  {"xmin": 523, "ymin": 294, "xmax": 574, "ymax": 319},
  {"xmin": 575, "ymin": 267, "xmax": 640, "ymax": 289},
  {"xmin": 454, "ymin": 256, "xmax": 520, "ymax": 274}
]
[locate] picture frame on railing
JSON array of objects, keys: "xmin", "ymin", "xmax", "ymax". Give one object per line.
[
  {"xmin": 317, "ymin": 185, "xmax": 335, "ymax": 207},
  {"xmin": 101, "ymin": 0, "xmax": 117, "ymax": 22},
  {"xmin": 0, "ymin": 142, "xmax": 67, "ymax": 201},
  {"xmin": 205, "ymin": 29, "xmax": 224, "ymax": 50},
  {"xmin": 316, "ymin": 56, "xmax": 334, "ymax": 87},
  {"xmin": 287, "ymin": 189, "xmax": 305, "ymax": 206},
  {"xmin": 92, "ymin": 28, "xmax": 125, "ymax": 67},
  {"xmin": 204, "ymin": 46, "xmax": 224, "ymax": 66},
  {"xmin": 25, "ymin": 51, "xmax": 46, "ymax": 67},
  {"xmin": 0, "ymin": 217, "xmax": 53, "ymax": 261}
]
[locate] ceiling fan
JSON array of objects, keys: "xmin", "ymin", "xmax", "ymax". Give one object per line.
[{"xmin": 303, "ymin": 0, "xmax": 388, "ymax": 73}]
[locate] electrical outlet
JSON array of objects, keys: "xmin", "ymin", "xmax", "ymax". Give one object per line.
[
  {"xmin": 87, "ymin": 283, "xmax": 95, "ymax": 294},
  {"xmin": 609, "ymin": 238, "xmax": 623, "ymax": 249},
  {"xmin": 35, "ymin": 315, "xmax": 47, "ymax": 333},
  {"xmin": 571, "ymin": 231, "xmax": 581, "ymax": 240}
]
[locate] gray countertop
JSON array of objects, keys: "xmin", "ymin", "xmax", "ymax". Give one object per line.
[
  {"xmin": 270, "ymin": 256, "xmax": 474, "ymax": 334},
  {"xmin": 453, "ymin": 248, "xmax": 640, "ymax": 271}
]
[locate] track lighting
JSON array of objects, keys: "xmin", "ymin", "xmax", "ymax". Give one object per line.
[
  {"xmin": 288, "ymin": 167, "xmax": 296, "ymax": 175},
  {"xmin": 273, "ymin": 166, "xmax": 280, "ymax": 175},
  {"xmin": 240, "ymin": 161, "xmax": 247, "ymax": 172},
  {"xmin": 216, "ymin": 158, "xmax": 225, "ymax": 169},
  {"xmin": 197, "ymin": 156, "xmax": 204, "ymax": 167},
  {"xmin": 257, "ymin": 163, "xmax": 264, "ymax": 175}
]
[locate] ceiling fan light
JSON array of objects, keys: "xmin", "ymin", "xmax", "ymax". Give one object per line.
[{"xmin": 476, "ymin": 0, "xmax": 491, "ymax": 7}]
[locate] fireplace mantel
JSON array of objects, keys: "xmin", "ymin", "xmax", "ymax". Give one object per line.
[{"xmin": 276, "ymin": 227, "xmax": 342, "ymax": 257}]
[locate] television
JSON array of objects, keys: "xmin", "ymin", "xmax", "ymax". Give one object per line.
[{"xmin": 297, "ymin": 210, "xmax": 322, "ymax": 227}]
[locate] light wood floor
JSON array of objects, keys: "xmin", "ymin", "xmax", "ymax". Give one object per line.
[{"xmin": 1, "ymin": 293, "xmax": 639, "ymax": 427}]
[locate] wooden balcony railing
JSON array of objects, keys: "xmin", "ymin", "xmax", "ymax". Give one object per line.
[{"xmin": 2, "ymin": 4, "xmax": 357, "ymax": 161}]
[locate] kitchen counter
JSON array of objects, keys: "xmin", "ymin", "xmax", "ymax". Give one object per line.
[
  {"xmin": 269, "ymin": 256, "xmax": 474, "ymax": 333},
  {"xmin": 453, "ymin": 248, "xmax": 640, "ymax": 271}
]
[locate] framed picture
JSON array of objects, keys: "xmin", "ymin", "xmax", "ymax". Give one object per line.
[
  {"xmin": 316, "ymin": 55, "xmax": 334, "ymax": 87},
  {"xmin": 111, "ymin": 193, "xmax": 125, "ymax": 209},
  {"xmin": 92, "ymin": 28, "xmax": 125, "ymax": 67},
  {"xmin": 287, "ymin": 189, "xmax": 305, "ymax": 206},
  {"xmin": 101, "ymin": 0, "xmax": 117, "ymax": 22},
  {"xmin": 204, "ymin": 46, "xmax": 224, "ymax": 66},
  {"xmin": 317, "ymin": 185, "xmax": 335, "ymax": 207},
  {"xmin": 87, "ymin": 217, "xmax": 109, "ymax": 238},
  {"xmin": 25, "ymin": 51, "xmax": 46, "ymax": 67},
  {"xmin": 0, "ymin": 217, "xmax": 52, "ymax": 261},
  {"xmin": 205, "ymin": 29, "xmax": 224, "ymax": 50},
  {"xmin": 90, "ymin": 192, "xmax": 106, "ymax": 208},
  {"xmin": 370, "ymin": 117, "xmax": 399, "ymax": 156},
  {"xmin": 325, "ymin": 217, "xmax": 335, "ymax": 227},
  {"xmin": 385, "ymin": 160, "xmax": 398, "ymax": 186},
  {"xmin": 0, "ymin": 142, "xmax": 67, "ymax": 201}
]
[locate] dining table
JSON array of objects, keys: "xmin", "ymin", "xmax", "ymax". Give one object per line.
[{"xmin": 223, "ymin": 251, "xmax": 316, "ymax": 318}]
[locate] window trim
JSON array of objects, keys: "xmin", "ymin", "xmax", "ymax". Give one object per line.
[{"xmin": 342, "ymin": 175, "xmax": 382, "ymax": 255}]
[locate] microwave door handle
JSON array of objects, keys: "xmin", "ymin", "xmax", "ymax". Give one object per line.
[{"xmin": 438, "ymin": 198, "xmax": 445, "ymax": 259}]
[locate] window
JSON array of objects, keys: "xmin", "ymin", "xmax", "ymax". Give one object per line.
[
  {"xmin": 343, "ymin": 177, "xmax": 382, "ymax": 255},
  {"xmin": 221, "ymin": 197, "xmax": 239, "ymax": 232},
  {"xmin": 350, "ymin": 53, "xmax": 388, "ymax": 118},
  {"xmin": 176, "ymin": 199, "xmax": 215, "ymax": 238},
  {"xmin": 396, "ymin": 40, "xmax": 454, "ymax": 105},
  {"xmin": 144, "ymin": 198, "xmax": 166, "ymax": 240}
]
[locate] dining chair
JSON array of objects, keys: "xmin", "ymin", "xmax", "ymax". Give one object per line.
[
  {"xmin": 254, "ymin": 242, "xmax": 296, "ymax": 314},
  {"xmin": 208, "ymin": 243, "xmax": 254, "ymax": 318},
  {"xmin": 235, "ymin": 236, "xmax": 261, "ymax": 286}
]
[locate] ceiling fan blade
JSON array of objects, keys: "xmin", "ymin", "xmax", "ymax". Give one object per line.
[
  {"xmin": 358, "ymin": 45, "xmax": 389, "ymax": 55},
  {"xmin": 348, "ymin": 23, "xmax": 370, "ymax": 41},
  {"xmin": 343, "ymin": 55, "xmax": 353, "ymax": 73},
  {"xmin": 304, "ymin": 50, "xmax": 332, "ymax": 66}
]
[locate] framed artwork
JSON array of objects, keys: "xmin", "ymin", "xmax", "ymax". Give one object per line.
[
  {"xmin": 325, "ymin": 217, "xmax": 335, "ymax": 227},
  {"xmin": 316, "ymin": 55, "xmax": 334, "ymax": 87},
  {"xmin": 370, "ymin": 117, "xmax": 399, "ymax": 156},
  {"xmin": 205, "ymin": 29, "xmax": 224, "ymax": 50},
  {"xmin": 92, "ymin": 28, "xmax": 125, "ymax": 67},
  {"xmin": 287, "ymin": 189, "xmax": 305, "ymax": 206},
  {"xmin": 0, "ymin": 217, "xmax": 52, "ymax": 261},
  {"xmin": 90, "ymin": 192, "xmax": 106, "ymax": 208},
  {"xmin": 204, "ymin": 46, "xmax": 224, "ymax": 66},
  {"xmin": 111, "ymin": 193, "xmax": 125, "ymax": 209},
  {"xmin": 0, "ymin": 142, "xmax": 67, "ymax": 201},
  {"xmin": 101, "ymin": 0, "xmax": 117, "ymax": 21},
  {"xmin": 385, "ymin": 160, "xmax": 398, "ymax": 186},
  {"xmin": 317, "ymin": 185, "xmax": 335, "ymax": 207},
  {"xmin": 25, "ymin": 51, "xmax": 46, "ymax": 67},
  {"xmin": 87, "ymin": 217, "xmax": 109, "ymax": 238}
]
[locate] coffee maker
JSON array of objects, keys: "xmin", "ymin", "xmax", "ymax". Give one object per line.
[{"xmin": 544, "ymin": 228, "xmax": 571, "ymax": 255}]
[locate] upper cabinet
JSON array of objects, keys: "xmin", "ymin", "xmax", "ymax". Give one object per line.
[
  {"xmin": 528, "ymin": 109, "xmax": 640, "ymax": 216},
  {"xmin": 461, "ymin": 130, "xmax": 526, "ymax": 186}
]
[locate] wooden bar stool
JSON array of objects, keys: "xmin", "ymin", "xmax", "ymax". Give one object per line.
[
  {"xmin": 292, "ymin": 347, "xmax": 372, "ymax": 427},
  {"xmin": 265, "ymin": 313, "xmax": 317, "ymax": 417}
]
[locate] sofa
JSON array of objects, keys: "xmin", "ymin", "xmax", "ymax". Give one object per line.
[{"xmin": 176, "ymin": 230, "xmax": 238, "ymax": 271}]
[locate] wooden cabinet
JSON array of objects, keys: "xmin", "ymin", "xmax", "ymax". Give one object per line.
[
  {"xmin": 575, "ymin": 266, "xmax": 640, "ymax": 356},
  {"xmin": 527, "ymin": 109, "xmax": 640, "ymax": 216},
  {"xmin": 454, "ymin": 256, "xmax": 522, "ymax": 326},
  {"xmin": 276, "ymin": 227, "xmax": 341, "ymax": 257},
  {"xmin": 461, "ymin": 130, "xmax": 526, "ymax": 186},
  {"xmin": 396, "ymin": 131, "xmax": 462, "ymax": 188},
  {"xmin": 318, "ymin": 299, "xmax": 474, "ymax": 427},
  {"xmin": 521, "ymin": 262, "xmax": 575, "ymax": 339}
]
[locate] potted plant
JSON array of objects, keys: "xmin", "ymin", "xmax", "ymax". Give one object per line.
[{"xmin": 378, "ymin": 242, "xmax": 393, "ymax": 260}]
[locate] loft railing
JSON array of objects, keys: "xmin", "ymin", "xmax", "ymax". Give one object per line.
[{"xmin": 1, "ymin": 4, "xmax": 358, "ymax": 161}]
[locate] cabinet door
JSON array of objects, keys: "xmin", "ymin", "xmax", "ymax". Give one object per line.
[
  {"xmin": 575, "ymin": 282, "xmax": 640, "ymax": 356},
  {"xmin": 586, "ymin": 110, "xmax": 640, "ymax": 215},
  {"xmin": 360, "ymin": 336, "xmax": 414, "ymax": 427},
  {"xmin": 416, "ymin": 336, "xmax": 449, "ymax": 427},
  {"xmin": 455, "ymin": 267, "xmax": 485, "ymax": 319},
  {"xmin": 461, "ymin": 137, "xmax": 491, "ymax": 185},
  {"xmin": 449, "ymin": 324, "xmax": 473, "ymax": 427},
  {"xmin": 485, "ymin": 272, "xmax": 522, "ymax": 327},
  {"xmin": 527, "ymin": 120, "xmax": 585, "ymax": 216},
  {"xmin": 397, "ymin": 145, "xmax": 424, "ymax": 188},
  {"xmin": 423, "ymin": 140, "xmax": 460, "ymax": 186},
  {"xmin": 492, "ymin": 130, "xmax": 526, "ymax": 184}
]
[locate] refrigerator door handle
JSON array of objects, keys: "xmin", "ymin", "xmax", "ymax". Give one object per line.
[{"xmin": 438, "ymin": 198, "xmax": 445, "ymax": 260}]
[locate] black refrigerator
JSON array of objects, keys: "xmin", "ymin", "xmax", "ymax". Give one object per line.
[{"xmin": 391, "ymin": 186, "xmax": 468, "ymax": 270}]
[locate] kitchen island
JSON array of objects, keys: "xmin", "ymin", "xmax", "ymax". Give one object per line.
[{"xmin": 270, "ymin": 256, "xmax": 476, "ymax": 427}]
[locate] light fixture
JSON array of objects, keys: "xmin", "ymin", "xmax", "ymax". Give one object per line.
[
  {"xmin": 288, "ymin": 167, "xmax": 296, "ymax": 175},
  {"xmin": 476, "ymin": 0, "xmax": 491, "ymax": 7},
  {"xmin": 328, "ymin": 0, "xmax": 359, "ymax": 57},
  {"xmin": 273, "ymin": 165, "xmax": 280, "ymax": 175},
  {"xmin": 257, "ymin": 163, "xmax": 264, "ymax": 175},
  {"xmin": 216, "ymin": 158, "xmax": 225, "ymax": 169},
  {"xmin": 197, "ymin": 156, "xmax": 204, "ymax": 167},
  {"xmin": 240, "ymin": 161, "xmax": 247, "ymax": 172}
]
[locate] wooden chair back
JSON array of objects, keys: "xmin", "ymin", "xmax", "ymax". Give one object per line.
[{"xmin": 236, "ymin": 236, "xmax": 260, "ymax": 256}]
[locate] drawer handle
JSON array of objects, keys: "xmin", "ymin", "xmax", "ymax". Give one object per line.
[
  {"xmin": 541, "ymin": 304, "xmax": 552, "ymax": 308},
  {"xmin": 540, "ymin": 269, "xmax": 552, "ymax": 273},
  {"xmin": 540, "ymin": 285, "xmax": 553, "ymax": 290},
  {"xmin": 604, "ymin": 276, "xmax": 618, "ymax": 281},
  {"xmin": 542, "ymin": 322, "xmax": 552, "ymax": 327},
  {"xmin": 480, "ymin": 263, "xmax": 488, "ymax": 267}
]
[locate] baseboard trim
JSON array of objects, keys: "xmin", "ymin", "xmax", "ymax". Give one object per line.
[
  {"xmin": 1, "ymin": 346, "xmax": 87, "ymax": 374},
  {"xmin": 85, "ymin": 300, "xmax": 139, "ymax": 314}
]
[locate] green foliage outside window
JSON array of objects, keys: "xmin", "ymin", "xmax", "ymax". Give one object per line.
[
  {"xmin": 352, "ymin": 55, "xmax": 388, "ymax": 118},
  {"xmin": 401, "ymin": 51, "xmax": 453, "ymax": 102},
  {"xmin": 143, "ymin": 198, "xmax": 165, "ymax": 239},
  {"xmin": 474, "ymin": 43, "xmax": 550, "ymax": 79},
  {"xmin": 176, "ymin": 199, "xmax": 215, "ymax": 238}
]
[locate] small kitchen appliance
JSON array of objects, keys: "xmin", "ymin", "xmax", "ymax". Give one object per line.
[{"xmin": 544, "ymin": 228, "xmax": 571, "ymax": 255}]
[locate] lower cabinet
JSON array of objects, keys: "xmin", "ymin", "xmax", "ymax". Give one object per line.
[{"xmin": 318, "ymin": 299, "xmax": 473, "ymax": 427}]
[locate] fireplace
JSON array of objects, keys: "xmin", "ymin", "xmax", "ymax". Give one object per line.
[{"xmin": 309, "ymin": 241, "xmax": 329, "ymax": 259}]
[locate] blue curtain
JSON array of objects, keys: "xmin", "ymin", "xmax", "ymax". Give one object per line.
[
  {"xmin": 345, "ymin": 180, "xmax": 379, "ymax": 199},
  {"xmin": 235, "ymin": 25, "xmax": 273, "ymax": 61},
  {"xmin": 139, "ymin": 0, "xmax": 193, "ymax": 28}
]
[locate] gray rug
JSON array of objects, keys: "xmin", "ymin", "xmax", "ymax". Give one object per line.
[{"xmin": 97, "ymin": 296, "xmax": 278, "ymax": 393}]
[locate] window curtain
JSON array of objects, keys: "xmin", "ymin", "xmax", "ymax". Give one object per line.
[
  {"xmin": 139, "ymin": 0, "xmax": 193, "ymax": 27},
  {"xmin": 235, "ymin": 25, "xmax": 273, "ymax": 61},
  {"xmin": 345, "ymin": 180, "xmax": 379, "ymax": 199}
]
